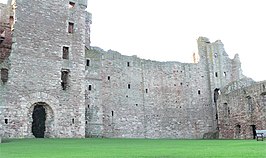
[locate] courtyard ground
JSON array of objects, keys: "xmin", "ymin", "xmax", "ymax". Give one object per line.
[{"xmin": 0, "ymin": 138, "xmax": 265, "ymax": 158}]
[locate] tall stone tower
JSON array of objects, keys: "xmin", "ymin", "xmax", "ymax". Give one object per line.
[
  {"xmin": 0, "ymin": 0, "xmax": 89, "ymax": 138},
  {"xmin": 197, "ymin": 37, "xmax": 244, "ymax": 131}
]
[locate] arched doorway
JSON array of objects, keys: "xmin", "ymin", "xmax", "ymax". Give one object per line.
[
  {"xmin": 30, "ymin": 102, "xmax": 54, "ymax": 138},
  {"xmin": 32, "ymin": 104, "xmax": 46, "ymax": 138}
]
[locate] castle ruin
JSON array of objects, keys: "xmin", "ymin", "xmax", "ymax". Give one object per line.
[{"xmin": 0, "ymin": 0, "xmax": 265, "ymax": 139}]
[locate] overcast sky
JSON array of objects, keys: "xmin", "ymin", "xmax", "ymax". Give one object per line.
[{"xmin": 1, "ymin": 0, "xmax": 266, "ymax": 81}]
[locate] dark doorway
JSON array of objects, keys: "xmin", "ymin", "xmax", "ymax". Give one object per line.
[
  {"xmin": 32, "ymin": 104, "xmax": 46, "ymax": 138},
  {"xmin": 235, "ymin": 124, "xmax": 241, "ymax": 138},
  {"xmin": 251, "ymin": 125, "xmax": 256, "ymax": 139}
]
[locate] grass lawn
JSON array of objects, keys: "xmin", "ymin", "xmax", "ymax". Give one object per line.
[{"xmin": 0, "ymin": 138, "xmax": 265, "ymax": 158}]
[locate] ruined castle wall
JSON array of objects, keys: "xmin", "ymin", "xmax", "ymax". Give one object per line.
[
  {"xmin": 217, "ymin": 80, "xmax": 266, "ymax": 139},
  {"xmin": 142, "ymin": 61, "xmax": 214, "ymax": 138},
  {"xmin": 0, "ymin": 3, "xmax": 12, "ymax": 64},
  {"xmin": 85, "ymin": 37, "xmax": 242, "ymax": 138},
  {"xmin": 99, "ymin": 50, "xmax": 145, "ymax": 138},
  {"xmin": 85, "ymin": 48, "xmax": 104, "ymax": 137},
  {"xmin": 0, "ymin": 0, "xmax": 254, "ymax": 139},
  {"xmin": 1, "ymin": 0, "xmax": 87, "ymax": 138}
]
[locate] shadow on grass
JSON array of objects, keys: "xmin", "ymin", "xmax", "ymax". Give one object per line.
[{"xmin": 1, "ymin": 138, "xmax": 12, "ymax": 143}]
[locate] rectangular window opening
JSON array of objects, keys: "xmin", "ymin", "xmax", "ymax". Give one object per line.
[
  {"xmin": 145, "ymin": 89, "xmax": 148, "ymax": 93},
  {"xmin": 62, "ymin": 46, "xmax": 69, "ymax": 59},
  {"xmin": 1, "ymin": 68, "xmax": 8, "ymax": 83},
  {"xmin": 111, "ymin": 111, "xmax": 114, "ymax": 117},
  {"xmin": 4, "ymin": 119, "xmax": 8, "ymax": 124},
  {"xmin": 88, "ymin": 85, "xmax": 92, "ymax": 91},
  {"xmin": 127, "ymin": 62, "xmax": 130, "ymax": 67},
  {"xmin": 107, "ymin": 76, "xmax": 110, "ymax": 81},
  {"xmin": 128, "ymin": 84, "xmax": 130, "ymax": 89},
  {"xmin": 86, "ymin": 59, "xmax": 90, "ymax": 66},
  {"xmin": 198, "ymin": 90, "xmax": 201, "ymax": 95},
  {"xmin": 72, "ymin": 118, "xmax": 75, "ymax": 124},
  {"xmin": 61, "ymin": 69, "xmax": 69, "ymax": 90},
  {"xmin": 215, "ymin": 72, "xmax": 218, "ymax": 77},
  {"xmin": 68, "ymin": 22, "xmax": 74, "ymax": 33}
]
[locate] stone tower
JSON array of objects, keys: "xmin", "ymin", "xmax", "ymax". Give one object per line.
[
  {"xmin": 197, "ymin": 37, "xmax": 244, "ymax": 132},
  {"xmin": 0, "ymin": 0, "xmax": 90, "ymax": 138}
]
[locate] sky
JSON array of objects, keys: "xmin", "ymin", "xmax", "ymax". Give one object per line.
[{"xmin": 1, "ymin": 0, "xmax": 266, "ymax": 81}]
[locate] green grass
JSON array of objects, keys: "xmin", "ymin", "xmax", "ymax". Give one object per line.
[{"xmin": 0, "ymin": 138, "xmax": 266, "ymax": 158}]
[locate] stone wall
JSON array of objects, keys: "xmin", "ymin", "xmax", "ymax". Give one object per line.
[
  {"xmin": 217, "ymin": 80, "xmax": 266, "ymax": 139},
  {"xmin": 0, "ymin": 3, "xmax": 12, "ymax": 64},
  {"xmin": 85, "ymin": 37, "xmax": 244, "ymax": 139}
]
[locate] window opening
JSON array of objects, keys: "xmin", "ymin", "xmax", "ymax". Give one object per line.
[
  {"xmin": 223, "ymin": 72, "xmax": 227, "ymax": 77},
  {"xmin": 68, "ymin": 22, "xmax": 74, "ymax": 33},
  {"xmin": 88, "ymin": 85, "xmax": 92, "ymax": 91},
  {"xmin": 246, "ymin": 96, "xmax": 253, "ymax": 112},
  {"xmin": 1, "ymin": 68, "xmax": 8, "ymax": 83},
  {"xmin": 4, "ymin": 119, "xmax": 8, "ymax": 124},
  {"xmin": 108, "ymin": 76, "xmax": 110, "ymax": 81},
  {"xmin": 128, "ymin": 84, "xmax": 130, "ymax": 89},
  {"xmin": 224, "ymin": 103, "xmax": 229, "ymax": 117},
  {"xmin": 72, "ymin": 118, "xmax": 75, "ymax": 124},
  {"xmin": 62, "ymin": 46, "xmax": 69, "ymax": 59},
  {"xmin": 9, "ymin": 16, "xmax": 14, "ymax": 28},
  {"xmin": 214, "ymin": 88, "xmax": 220, "ymax": 103},
  {"xmin": 198, "ymin": 90, "xmax": 201, "ymax": 95},
  {"xmin": 86, "ymin": 59, "xmax": 90, "ymax": 66},
  {"xmin": 61, "ymin": 69, "xmax": 69, "ymax": 90},
  {"xmin": 127, "ymin": 62, "xmax": 130, "ymax": 67},
  {"xmin": 215, "ymin": 72, "xmax": 218, "ymax": 77},
  {"xmin": 145, "ymin": 89, "xmax": 148, "ymax": 93},
  {"xmin": 111, "ymin": 111, "xmax": 114, "ymax": 117}
]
